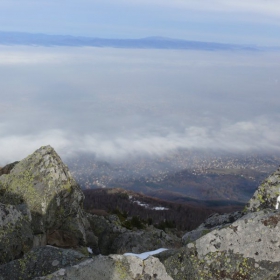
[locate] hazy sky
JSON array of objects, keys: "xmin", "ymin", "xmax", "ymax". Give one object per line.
[
  {"xmin": 0, "ymin": 46, "xmax": 280, "ymax": 164},
  {"xmin": 0, "ymin": 1, "xmax": 280, "ymax": 164},
  {"xmin": 0, "ymin": 0, "xmax": 280, "ymax": 45}
]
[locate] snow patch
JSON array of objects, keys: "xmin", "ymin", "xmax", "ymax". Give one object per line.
[
  {"xmin": 133, "ymin": 200, "xmax": 168, "ymax": 210},
  {"xmin": 153, "ymin": 206, "xmax": 169, "ymax": 210},
  {"xmin": 87, "ymin": 247, "xmax": 93, "ymax": 254},
  {"xmin": 124, "ymin": 248, "xmax": 168, "ymax": 260}
]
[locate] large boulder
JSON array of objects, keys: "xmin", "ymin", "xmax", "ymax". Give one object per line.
[
  {"xmin": 35, "ymin": 254, "xmax": 173, "ymax": 280},
  {"xmin": 246, "ymin": 166, "xmax": 280, "ymax": 212},
  {"xmin": 0, "ymin": 145, "xmax": 90, "ymax": 247},
  {"xmin": 160, "ymin": 209, "xmax": 280, "ymax": 279}
]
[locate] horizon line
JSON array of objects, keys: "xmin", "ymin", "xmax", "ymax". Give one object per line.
[{"xmin": 0, "ymin": 30, "xmax": 277, "ymax": 51}]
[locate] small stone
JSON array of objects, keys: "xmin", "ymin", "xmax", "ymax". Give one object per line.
[
  {"xmin": 52, "ymin": 260, "xmax": 60, "ymax": 266},
  {"xmin": 58, "ymin": 269, "xmax": 66, "ymax": 275},
  {"xmin": 174, "ymin": 268, "xmax": 178, "ymax": 275}
]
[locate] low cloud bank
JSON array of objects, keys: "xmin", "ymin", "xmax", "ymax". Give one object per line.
[
  {"xmin": 0, "ymin": 47, "xmax": 280, "ymax": 165},
  {"xmin": 1, "ymin": 116, "xmax": 279, "ymax": 165}
]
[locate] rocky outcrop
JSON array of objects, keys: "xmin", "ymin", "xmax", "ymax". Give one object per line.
[
  {"xmin": 246, "ymin": 166, "xmax": 280, "ymax": 212},
  {"xmin": 87, "ymin": 212, "xmax": 180, "ymax": 255},
  {"xmin": 0, "ymin": 145, "xmax": 100, "ymax": 269},
  {"xmin": 35, "ymin": 254, "xmax": 172, "ymax": 280},
  {"xmin": 0, "ymin": 146, "xmax": 91, "ymax": 249},
  {"xmin": 163, "ymin": 168, "xmax": 280, "ymax": 279},
  {"xmin": 1, "ymin": 146, "xmax": 280, "ymax": 279},
  {"xmin": 161, "ymin": 209, "xmax": 280, "ymax": 279}
]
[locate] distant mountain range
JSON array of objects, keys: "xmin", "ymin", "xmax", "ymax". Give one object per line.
[{"xmin": 0, "ymin": 31, "xmax": 278, "ymax": 51}]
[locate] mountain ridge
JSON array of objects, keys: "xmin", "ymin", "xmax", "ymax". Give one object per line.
[{"xmin": 0, "ymin": 30, "xmax": 273, "ymax": 51}]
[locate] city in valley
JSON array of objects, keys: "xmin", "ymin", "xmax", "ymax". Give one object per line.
[{"xmin": 66, "ymin": 149, "xmax": 280, "ymax": 207}]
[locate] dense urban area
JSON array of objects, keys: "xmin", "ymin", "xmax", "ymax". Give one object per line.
[{"xmin": 66, "ymin": 149, "xmax": 280, "ymax": 203}]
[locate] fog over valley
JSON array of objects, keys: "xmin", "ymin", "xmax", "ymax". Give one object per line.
[{"xmin": 0, "ymin": 46, "xmax": 280, "ymax": 165}]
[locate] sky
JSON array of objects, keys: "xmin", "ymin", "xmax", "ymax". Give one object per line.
[
  {"xmin": 0, "ymin": 1, "xmax": 280, "ymax": 164},
  {"xmin": 0, "ymin": 0, "xmax": 280, "ymax": 45}
]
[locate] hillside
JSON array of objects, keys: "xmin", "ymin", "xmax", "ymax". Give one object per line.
[
  {"xmin": 67, "ymin": 151, "xmax": 279, "ymax": 208},
  {"xmin": 83, "ymin": 188, "xmax": 242, "ymax": 231}
]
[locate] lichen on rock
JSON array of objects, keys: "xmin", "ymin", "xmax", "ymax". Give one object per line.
[
  {"xmin": 0, "ymin": 203, "xmax": 33, "ymax": 265},
  {"xmin": 246, "ymin": 167, "xmax": 280, "ymax": 212},
  {"xmin": 162, "ymin": 209, "xmax": 280, "ymax": 279},
  {"xmin": 2, "ymin": 146, "xmax": 280, "ymax": 279},
  {"xmin": 35, "ymin": 254, "xmax": 173, "ymax": 280},
  {"xmin": 0, "ymin": 145, "xmax": 92, "ymax": 248}
]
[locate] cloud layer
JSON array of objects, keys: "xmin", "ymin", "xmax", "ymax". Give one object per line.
[
  {"xmin": 1, "ymin": 116, "xmax": 280, "ymax": 165},
  {"xmin": 0, "ymin": 46, "xmax": 280, "ymax": 165}
]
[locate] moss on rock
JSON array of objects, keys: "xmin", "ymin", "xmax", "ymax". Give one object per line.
[{"xmin": 0, "ymin": 146, "xmax": 92, "ymax": 249}]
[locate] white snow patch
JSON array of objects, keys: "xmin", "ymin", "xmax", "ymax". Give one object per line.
[
  {"xmin": 134, "ymin": 200, "xmax": 149, "ymax": 208},
  {"xmin": 133, "ymin": 200, "xmax": 168, "ymax": 210},
  {"xmin": 87, "ymin": 247, "xmax": 93, "ymax": 254},
  {"xmin": 124, "ymin": 248, "xmax": 168, "ymax": 260},
  {"xmin": 152, "ymin": 207, "xmax": 169, "ymax": 211}
]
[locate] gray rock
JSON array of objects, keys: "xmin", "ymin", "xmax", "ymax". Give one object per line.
[
  {"xmin": 111, "ymin": 227, "xmax": 180, "ymax": 254},
  {"xmin": 35, "ymin": 254, "xmax": 173, "ymax": 280},
  {"xmin": 163, "ymin": 209, "xmax": 280, "ymax": 279},
  {"xmin": 0, "ymin": 246, "xmax": 86, "ymax": 280},
  {"xmin": 182, "ymin": 211, "xmax": 243, "ymax": 244},
  {"xmin": 86, "ymin": 213, "xmax": 127, "ymax": 255},
  {"xmin": 0, "ymin": 203, "xmax": 33, "ymax": 264},
  {"xmin": 3, "ymin": 146, "xmax": 280, "ymax": 280},
  {"xmin": 246, "ymin": 168, "xmax": 280, "ymax": 212},
  {"xmin": 0, "ymin": 145, "xmax": 91, "ymax": 247},
  {"xmin": 87, "ymin": 213, "xmax": 180, "ymax": 255}
]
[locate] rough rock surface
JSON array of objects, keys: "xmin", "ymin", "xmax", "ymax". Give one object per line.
[
  {"xmin": 0, "ymin": 246, "xmax": 86, "ymax": 280},
  {"xmin": 35, "ymin": 254, "xmax": 173, "ymax": 280},
  {"xmin": 246, "ymin": 166, "xmax": 280, "ymax": 212},
  {"xmin": 111, "ymin": 227, "xmax": 179, "ymax": 254},
  {"xmin": 86, "ymin": 213, "xmax": 127, "ymax": 255},
  {"xmin": 2, "ymin": 146, "xmax": 280, "ymax": 279},
  {"xmin": 182, "ymin": 211, "xmax": 243, "ymax": 244},
  {"xmin": 161, "ymin": 209, "xmax": 280, "ymax": 279},
  {"xmin": 87, "ymin": 212, "xmax": 180, "ymax": 255},
  {"xmin": 0, "ymin": 145, "xmax": 90, "ymax": 247},
  {"xmin": 87, "ymin": 213, "xmax": 127, "ymax": 255},
  {"xmin": 0, "ymin": 203, "xmax": 33, "ymax": 264}
]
